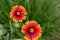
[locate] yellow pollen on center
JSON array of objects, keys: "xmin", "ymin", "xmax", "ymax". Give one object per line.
[
  {"xmin": 29, "ymin": 28, "xmax": 34, "ymax": 33},
  {"xmin": 16, "ymin": 12, "xmax": 20, "ymax": 15}
]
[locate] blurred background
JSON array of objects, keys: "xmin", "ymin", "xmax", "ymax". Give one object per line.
[{"xmin": 0, "ymin": 0, "xmax": 60, "ymax": 40}]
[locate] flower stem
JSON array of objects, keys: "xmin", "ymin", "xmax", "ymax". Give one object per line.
[{"xmin": 9, "ymin": 20, "xmax": 13, "ymax": 40}]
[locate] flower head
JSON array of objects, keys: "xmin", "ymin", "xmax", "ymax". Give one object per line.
[
  {"xmin": 21, "ymin": 21, "xmax": 42, "ymax": 40},
  {"xmin": 10, "ymin": 5, "xmax": 27, "ymax": 22}
]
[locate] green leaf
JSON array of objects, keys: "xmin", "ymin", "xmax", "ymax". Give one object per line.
[
  {"xmin": 13, "ymin": 23, "xmax": 20, "ymax": 28},
  {"xmin": 5, "ymin": 33, "xmax": 9, "ymax": 40},
  {"xmin": 13, "ymin": 39, "xmax": 22, "ymax": 40},
  {"xmin": 0, "ymin": 30, "xmax": 3, "ymax": 36}
]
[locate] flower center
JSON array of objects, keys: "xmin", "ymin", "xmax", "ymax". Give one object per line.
[
  {"xmin": 29, "ymin": 28, "xmax": 34, "ymax": 33},
  {"xmin": 16, "ymin": 12, "xmax": 20, "ymax": 16}
]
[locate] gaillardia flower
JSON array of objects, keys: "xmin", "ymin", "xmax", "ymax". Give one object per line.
[
  {"xmin": 21, "ymin": 21, "xmax": 42, "ymax": 40},
  {"xmin": 10, "ymin": 5, "xmax": 27, "ymax": 22}
]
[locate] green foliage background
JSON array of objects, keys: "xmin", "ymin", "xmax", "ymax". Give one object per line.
[{"xmin": 0, "ymin": 0, "xmax": 60, "ymax": 40}]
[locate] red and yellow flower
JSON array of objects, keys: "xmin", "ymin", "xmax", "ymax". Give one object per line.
[
  {"xmin": 10, "ymin": 5, "xmax": 27, "ymax": 22},
  {"xmin": 21, "ymin": 21, "xmax": 42, "ymax": 40}
]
